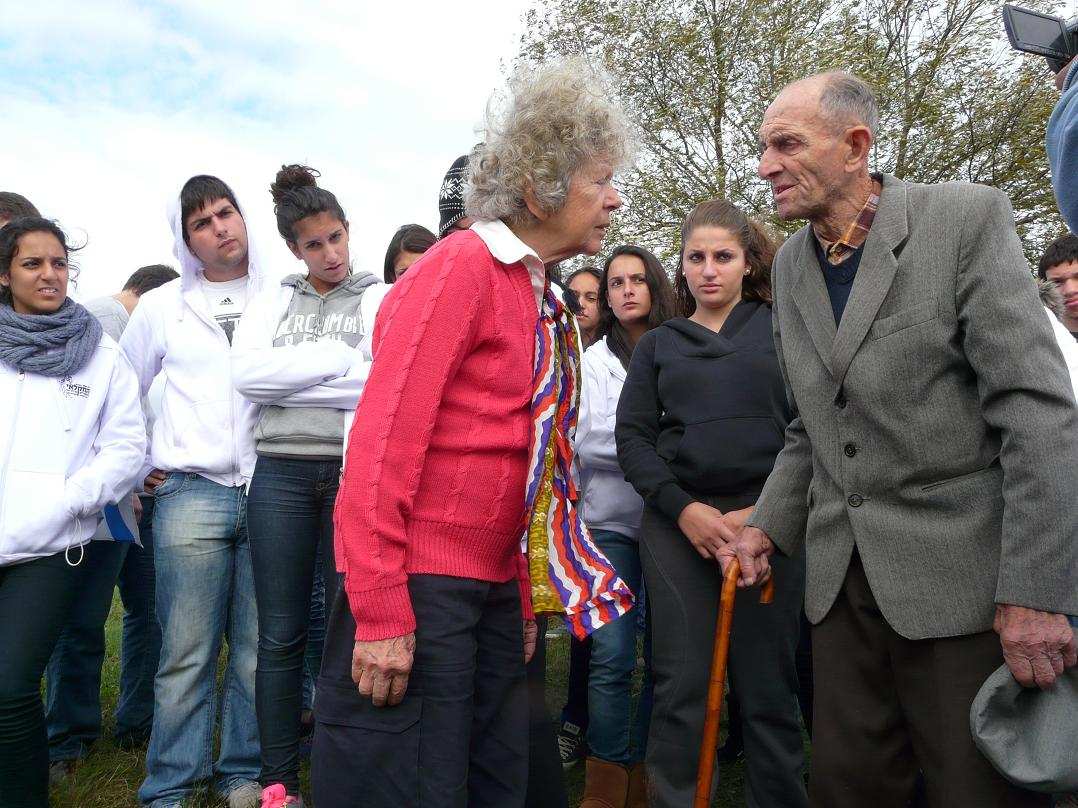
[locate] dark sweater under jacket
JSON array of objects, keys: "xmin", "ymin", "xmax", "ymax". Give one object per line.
[{"xmin": 615, "ymin": 300, "xmax": 792, "ymax": 523}]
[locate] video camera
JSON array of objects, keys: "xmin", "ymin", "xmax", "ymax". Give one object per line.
[{"xmin": 1003, "ymin": 4, "xmax": 1078, "ymax": 73}]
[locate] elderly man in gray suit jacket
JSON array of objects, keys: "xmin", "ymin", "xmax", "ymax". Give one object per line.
[{"xmin": 720, "ymin": 71, "xmax": 1078, "ymax": 808}]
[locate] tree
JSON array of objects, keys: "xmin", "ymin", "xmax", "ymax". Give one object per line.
[{"xmin": 517, "ymin": 0, "xmax": 1065, "ymax": 267}]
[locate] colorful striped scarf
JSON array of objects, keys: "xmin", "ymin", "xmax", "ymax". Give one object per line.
[{"xmin": 523, "ymin": 285, "xmax": 635, "ymax": 640}]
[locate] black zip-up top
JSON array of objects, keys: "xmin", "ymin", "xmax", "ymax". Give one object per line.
[{"xmin": 615, "ymin": 300, "xmax": 792, "ymax": 523}]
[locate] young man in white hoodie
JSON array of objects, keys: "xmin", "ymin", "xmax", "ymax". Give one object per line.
[
  {"xmin": 45, "ymin": 265, "xmax": 178, "ymax": 781},
  {"xmin": 120, "ymin": 176, "xmax": 266, "ymax": 808}
]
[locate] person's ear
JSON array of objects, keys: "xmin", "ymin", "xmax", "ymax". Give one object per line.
[
  {"xmin": 522, "ymin": 180, "xmax": 550, "ymax": 222},
  {"xmin": 845, "ymin": 126, "xmax": 873, "ymax": 172},
  {"xmin": 287, "ymin": 241, "xmax": 302, "ymax": 261}
]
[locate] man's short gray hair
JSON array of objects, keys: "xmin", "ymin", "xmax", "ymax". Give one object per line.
[
  {"xmin": 817, "ymin": 71, "xmax": 879, "ymax": 138},
  {"xmin": 465, "ymin": 58, "xmax": 635, "ymax": 227}
]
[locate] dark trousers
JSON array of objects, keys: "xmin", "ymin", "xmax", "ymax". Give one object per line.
[
  {"xmin": 247, "ymin": 455, "xmax": 340, "ymax": 793},
  {"xmin": 0, "ymin": 551, "xmax": 86, "ymax": 808},
  {"xmin": 526, "ymin": 616, "xmax": 568, "ymax": 808},
  {"xmin": 115, "ymin": 497, "xmax": 161, "ymax": 741},
  {"xmin": 45, "ymin": 539, "xmax": 128, "ymax": 761},
  {"xmin": 810, "ymin": 550, "xmax": 1049, "ymax": 808},
  {"xmin": 795, "ymin": 610, "xmax": 813, "ymax": 736},
  {"xmin": 641, "ymin": 498, "xmax": 808, "ymax": 808},
  {"xmin": 313, "ymin": 574, "xmax": 529, "ymax": 808},
  {"xmin": 561, "ymin": 636, "xmax": 592, "ymax": 729}
]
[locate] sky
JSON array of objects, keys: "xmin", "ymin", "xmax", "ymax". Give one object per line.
[{"xmin": 1, "ymin": 0, "xmax": 535, "ymax": 300}]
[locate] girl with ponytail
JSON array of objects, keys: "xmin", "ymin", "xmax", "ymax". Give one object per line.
[
  {"xmin": 231, "ymin": 165, "xmax": 389, "ymax": 807},
  {"xmin": 615, "ymin": 199, "xmax": 809, "ymax": 808}
]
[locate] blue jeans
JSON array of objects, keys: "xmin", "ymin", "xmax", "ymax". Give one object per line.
[
  {"xmin": 139, "ymin": 473, "xmax": 259, "ymax": 807},
  {"xmin": 115, "ymin": 495, "xmax": 161, "ymax": 741},
  {"xmin": 247, "ymin": 455, "xmax": 340, "ymax": 792},
  {"xmin": 45, "ymin": 539, "xmax": 129, "ymax": 761},
  {"xmin": 587, "ymin": 529, "xmax": 653, "ymax": 764},
  {"xmin": 302, "ymin": 542, "xmax": 327, "ymax": 713}
]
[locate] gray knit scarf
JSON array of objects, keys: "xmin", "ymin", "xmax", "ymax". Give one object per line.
[{"xmin": 0, "ymin": 298, "xmax": 103, "ymax": 377}]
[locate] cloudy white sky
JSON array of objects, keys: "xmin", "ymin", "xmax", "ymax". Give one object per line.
[{"xmin": 1, "ymin": 0, "xmax": 535, "ymax": 300}]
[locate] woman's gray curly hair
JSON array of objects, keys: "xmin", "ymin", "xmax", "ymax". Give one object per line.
[{"xmin": 465, "ymin": 58, "xmax": 635, "ymax": 227}]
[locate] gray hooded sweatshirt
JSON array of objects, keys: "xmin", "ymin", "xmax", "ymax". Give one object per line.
[{"xmin": 255, "ymin": 271, "xmax": 380, "ymax": 458}]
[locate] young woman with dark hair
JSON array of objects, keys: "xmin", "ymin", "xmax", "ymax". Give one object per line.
[
  {"xmin": 0, "ymin": 218, "xmax": 145, "ymax": 808},
  {"xmin": 566, "ymin": 266, "xmax": 603, "ymax": 348},
  {"xmin": 383, "ymin": 223, "xmax": 436, "ymax": 283},
  {"xmin": 575, "ymin": 244, "xmax": 675, "ymax": 805},
  {"xmin": 231, "ymin": 164, "xmax": 389, "ymax": 807},
  {"xmin": 616, "ymin": 200, "xmax": 808, "ymax": 808}
]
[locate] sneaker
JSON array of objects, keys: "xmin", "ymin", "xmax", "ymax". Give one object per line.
[
  {"xmin": 260, "ymin": 784, "xmax": 304, "ymax": 808},
  {"xmin": 48, "ymin": 760, "xmax": 75, "ymax": 786},
  {"xmin": 556, "ymin": 720, "xmax": 586, "ymax": 769},
  {"xmin": 226, "ymin": 782, "xmax": 262, "ymax": 808}
]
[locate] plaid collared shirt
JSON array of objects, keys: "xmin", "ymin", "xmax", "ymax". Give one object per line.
[{"xmin": 815, "ymin": 177, "xmax": 882, "ymax": 265}]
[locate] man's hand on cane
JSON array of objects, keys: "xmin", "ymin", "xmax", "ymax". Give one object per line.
[
  {"xmin": 994, "ymin": 605, "xmax": 1077, "ymax": 689},
  {"xmin": 716, "ymin": 525, "xmax": 775, "ymax": 588},
  {"xmin": 352, "ymin": 633, "xmax": 416, "ymax": 707}
]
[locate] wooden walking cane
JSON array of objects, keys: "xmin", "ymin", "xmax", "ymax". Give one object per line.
[{"xmin": 692, "ymin": 558, "xmax": 775, "ymax": 808}]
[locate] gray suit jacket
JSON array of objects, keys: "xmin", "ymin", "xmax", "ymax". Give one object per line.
[{"xmin": 748, "ymin": 175, "xmax": 1078, "ymax": 640}]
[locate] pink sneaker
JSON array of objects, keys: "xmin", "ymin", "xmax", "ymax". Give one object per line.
[{"xmin": 260, "ymin": 784, "xmax": 303, "ymax": 808}]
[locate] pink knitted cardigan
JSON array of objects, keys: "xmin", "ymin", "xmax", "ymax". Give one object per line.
[{"xmin": 335, "ymin": 230, "xmax": 538, "ymax": 641}]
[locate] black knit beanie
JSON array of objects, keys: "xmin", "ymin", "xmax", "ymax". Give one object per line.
[{"xmin": 438, "ymin": 153, "xmax": 470, "ymax": 238}]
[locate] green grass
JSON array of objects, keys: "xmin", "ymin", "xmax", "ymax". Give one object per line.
[{"xmin": 49, "ymin": 596, "xmax": 756, "ymax": 806}]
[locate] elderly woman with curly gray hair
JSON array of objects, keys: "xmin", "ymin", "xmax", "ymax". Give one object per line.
[{"xmin": 312, "ymin": 58, "xmax": 636, "ymax": 808}]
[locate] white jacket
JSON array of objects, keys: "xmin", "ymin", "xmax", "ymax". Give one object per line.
[
  {"xmin": 119, "ymin": 193, "xmax": 269, "ymax": 487},
  {"xmin": 231, "ymin": 278, "xmax": 390, "ymax": 450},
  {"xmin": 1046, "ymin": 307, "xmax": 1078, "ymax": 402},
  {"xmin": 577, "ymin": 337, "xmax": 643, "ymax": 537},
  {"xmin": 0, "ymin": 336, "xmax": 146, "ymax": 566}
]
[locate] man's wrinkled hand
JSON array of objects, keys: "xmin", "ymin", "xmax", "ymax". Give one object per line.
[
  {"xmin": 994, "ymin": 604, "xmax": 1077, "ymax": 689},
  {"xmin": 352, "ymin": 632, "xmax": 416, "ymax": 707},
  {"xmin": 523, "ymin": 619, "xmax": 538, "ymax": 664},
  {"xmin": 716, "ymin": 525, "xmax": 774, "ymax": 588}
]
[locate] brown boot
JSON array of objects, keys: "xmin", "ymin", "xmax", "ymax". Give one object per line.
[
  {"xmin": 626, "ymin": 762, "xmax": 647, "ymax": 808},
  {"xmin": 579, "ymin": 757, "xmax": 629, "ymax": 808}
]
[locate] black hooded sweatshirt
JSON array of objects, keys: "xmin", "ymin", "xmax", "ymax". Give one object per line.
[{"xmin": 615, "ymin": 300, "xmax": 792, "ymax": 523}]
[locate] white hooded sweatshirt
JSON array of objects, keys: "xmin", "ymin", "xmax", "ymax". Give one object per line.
[
  {"xmin": 577, "ymin": 336, "xmax": 644, "ymax": 538},
  {"xmin": 0, "ymin": 335, "xmax": 146, "ymax": 565},
  {"xmin": 119, "ymin": 192, "xmax": 268, "ymax": 487},
  {"xmin": 1046, "ymin": 307, "xmax": 1078, "ymax": 401}
]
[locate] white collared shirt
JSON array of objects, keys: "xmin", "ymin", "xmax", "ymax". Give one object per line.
[{"xmin": 471, "ymin": 219, "xmax": 547, "ymax": 313}]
